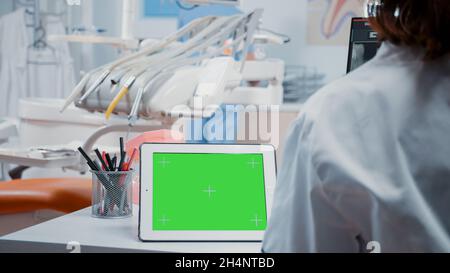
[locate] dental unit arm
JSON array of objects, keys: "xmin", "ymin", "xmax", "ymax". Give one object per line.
[{"xmin": 61, "ymin": 9, "xmax": 284, "ymax": 123}]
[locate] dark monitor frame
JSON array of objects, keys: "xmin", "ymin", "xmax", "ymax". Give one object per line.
[{"xmin": 346, "ymin": 17, "xmax": 380, "ymax": 73}]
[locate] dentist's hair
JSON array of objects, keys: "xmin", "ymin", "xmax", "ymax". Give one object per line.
[{"xmin": 368, "ymin": 0, "xmax": 450, "ymax": 60}]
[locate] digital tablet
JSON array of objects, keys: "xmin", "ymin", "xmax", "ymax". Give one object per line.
[{"xmin": 139, "ymin": 143, "xmax": 276, "ymax": 242}]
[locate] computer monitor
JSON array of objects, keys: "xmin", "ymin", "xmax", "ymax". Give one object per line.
[{"xmin": 346, "ymin": 18, "xmax": 380, "ymax": 73}]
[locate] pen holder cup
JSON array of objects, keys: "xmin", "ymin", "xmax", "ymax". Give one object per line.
[{"xmin": 91, "ymin": 170, "xmax": 135, "ymax": 218}]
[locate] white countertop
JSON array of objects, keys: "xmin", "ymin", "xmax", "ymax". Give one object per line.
[{"xmin": 0, "ymin": 206, "xmax": 262, "ymax": 253}]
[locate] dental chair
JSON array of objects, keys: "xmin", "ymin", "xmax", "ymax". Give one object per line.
[{"xmin": 0, "ymin": 178, "xmax": 91, "ymax": 236}]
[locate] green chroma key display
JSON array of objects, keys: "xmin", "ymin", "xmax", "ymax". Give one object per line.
[{"xmin": 153, "ymin": 153, "xmax": 267, "ymax": 231}]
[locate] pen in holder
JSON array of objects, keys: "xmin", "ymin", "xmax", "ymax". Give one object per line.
[{"xmin": 91, "ymin": 170, "xmax": 134, "ymax": 218}]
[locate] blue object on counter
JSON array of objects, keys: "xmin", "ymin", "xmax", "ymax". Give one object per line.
[{"xmin": 185, "ymin": 104, "xmax": 238, "ymax": 144}]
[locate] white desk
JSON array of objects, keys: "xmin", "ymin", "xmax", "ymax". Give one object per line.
[{"xmin": 0, "ymin": 206, "xmax": 262, "ymax": 253}]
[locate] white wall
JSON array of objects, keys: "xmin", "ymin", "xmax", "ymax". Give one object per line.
[
  {"xmin": 91, "ymin": 0, "xmax": 123, "ymax": 67},
  {"xmin": 240, "ymin": 0, "xmax": 349, "ymax": 82}
]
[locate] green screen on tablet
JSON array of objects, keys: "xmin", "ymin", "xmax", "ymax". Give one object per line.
[{"xmin": 152, "ymin": 153, "xmax": 267, "ymax": 231}]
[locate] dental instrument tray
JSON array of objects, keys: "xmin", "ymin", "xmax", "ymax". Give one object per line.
[{"xmin": 0, "ymin": 148, "xmax": 79, "ymax": 169}]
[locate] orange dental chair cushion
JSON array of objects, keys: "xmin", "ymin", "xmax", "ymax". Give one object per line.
[{"xmin": 0, "ymin": 178, "xmax": 92, "ymax": 215}]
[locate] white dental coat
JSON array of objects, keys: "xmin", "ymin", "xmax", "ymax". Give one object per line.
[
  {"xmin": 263, "ymin": 42, "xmax": 450, "ymax": 253},
  {"xmin": 0, "ymin": 8, "xmax": 75, "ymax": 118}
]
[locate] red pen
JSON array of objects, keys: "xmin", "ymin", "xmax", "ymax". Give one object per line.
[
  {"xmin": 117, "ymin": 148, "xmax": 136, "ymax": 187},
  {"xmin": 125, "ymin": 148, "xmax": 137, "ymax": 171},
  {"xmin": 101, "ymin": 151, "xmax": 107, "ymax": 171}
]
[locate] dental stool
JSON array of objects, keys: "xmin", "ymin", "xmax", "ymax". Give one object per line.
[{"xmin": 0, "ymin": 178, "xmax": 91, "ymax": 236}]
